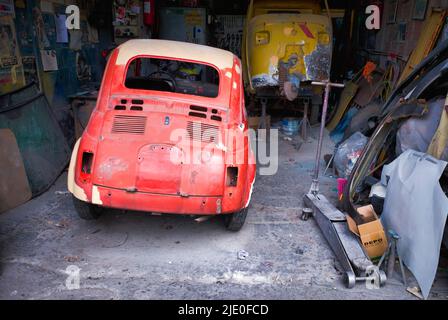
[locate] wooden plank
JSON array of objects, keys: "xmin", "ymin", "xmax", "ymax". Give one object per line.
[
  {"xmin": 0, "ymin": 129, "xmax": 32, "ymax": 213},
  {"xmin": 398, "ymin": 9, "xmax": 447, "ymax": 85}
]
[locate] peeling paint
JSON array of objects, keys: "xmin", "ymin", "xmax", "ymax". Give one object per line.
[
  {"xmin": 304, "ymin": 44, "xmax": 331, "ymax": 81},
  {"xmin": 245, "ymin": 177, "xmax": 256, "ymax": 209},
  {"xmin": 67, "ymin": 139, "xmax": 88, "ymax": 202},
  {"xmin": 91, "ymin": 186, "xmax": 103, "ymax": 205},
  {"xmin": 235, "ymin": 65, "xmax": 241, "ymax": 74}
]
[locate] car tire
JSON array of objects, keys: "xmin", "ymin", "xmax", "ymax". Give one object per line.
[
  {"xmin": 224, "ymin": 207, "xmax": 248, "ymax": 232},
  {"xmin": 72, "ymin": 196, "xmax": 102, "ymax": 220}
]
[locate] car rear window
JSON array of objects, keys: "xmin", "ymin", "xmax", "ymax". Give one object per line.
[{"xmin": 125, "ymin": 57, "xmax": 220, "ymax": 98}]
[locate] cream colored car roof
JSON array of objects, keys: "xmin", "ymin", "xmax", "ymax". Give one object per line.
[{"xmin": 116, "ymin": 39, "xmax": 235, "ymax": 70}]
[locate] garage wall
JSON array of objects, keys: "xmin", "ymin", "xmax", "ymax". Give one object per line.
[
  {"xmin": 0, "ymin": 0, "xmax": 115, "ymax": 143},
  {"xmin": 362, "ymin": 0, "xmax": 448, "ymax": 68}
]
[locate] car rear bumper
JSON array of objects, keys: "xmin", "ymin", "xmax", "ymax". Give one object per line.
[{"xmin": 88, "ymin": 185, "xmax": 228, "ymax": 215}]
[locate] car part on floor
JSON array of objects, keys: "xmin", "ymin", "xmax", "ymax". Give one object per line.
[
  {"xmin": 342, "ymin": 99, "xmax": 382, "ymax": 141},
  {"xmin": 0, "ymin": 129, "xmax": 32, "ymax": 213},
  {"xmin": 326, "ymin": 72, "xmax": 361, "ymax": 132},
  {"xmin": 343, "ymin": 36, "xmax": 448, "ymax": 217},
  {"xmin": 0, "ymin": 83, "xmax": 71, "ymax": 196}
]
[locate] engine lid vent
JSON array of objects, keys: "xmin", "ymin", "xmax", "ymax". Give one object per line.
[
  {"xmin": 112, "ymin": 115, "xmax": 147, "ymax": 135},
  {"xmin": 186, "ymin": 121, "xmax": 219, "ymax": 143}
]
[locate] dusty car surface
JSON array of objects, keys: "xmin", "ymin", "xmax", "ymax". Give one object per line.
[{"xmin": 67, "ymin": 39, "xmax": 256, "ymax": 231}]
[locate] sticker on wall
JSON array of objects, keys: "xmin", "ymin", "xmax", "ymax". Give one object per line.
[
  {"xmin": 0, "ymin": 15, "xmax": 20, "ymax": 68},
  {"xmin": 40, "ymin": 49, "xmax": 58, "ymax": 71}
]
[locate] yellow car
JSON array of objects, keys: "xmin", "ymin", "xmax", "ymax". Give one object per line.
[{"xmin": 243, "ymin": 0, "xmax": 333, "ymax": 99}]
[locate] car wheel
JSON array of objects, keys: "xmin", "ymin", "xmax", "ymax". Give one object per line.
[
  {"xmin": 224, "ymin": 207, "xmax": 248, "ymax": 232},
  {"xmin": 72, "ymin": 196, "xmax": 102, "ymax": 220}
]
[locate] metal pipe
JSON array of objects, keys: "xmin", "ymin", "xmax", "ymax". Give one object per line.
[{"xmin": 310, "ymin": 81, "xmax": 345, "ymax": 195}]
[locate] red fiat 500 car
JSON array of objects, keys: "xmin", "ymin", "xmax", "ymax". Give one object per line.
[{"xmin": 68, "ymin": 40, "xmax": 256, "ymax": 231}]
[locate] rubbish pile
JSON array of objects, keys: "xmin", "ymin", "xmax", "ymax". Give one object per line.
[{"xmin": 325, "ymin": 40, "xmax": 448, "ymax": 298}]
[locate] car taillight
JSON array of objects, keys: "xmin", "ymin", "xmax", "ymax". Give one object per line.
[
  {"xmin": 226, "ymin": 167, "xmax": 239, "ymax": 187},
  {"xmin": 80, "ymin": 151, "xmax": 94, "ymax": 182}
]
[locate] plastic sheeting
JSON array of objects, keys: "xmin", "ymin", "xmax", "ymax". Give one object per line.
[
  {"xmin": 396, "ymin": 97, "xmax": 448, "ymax": 160},
  {"xmin": 380, "ymin": 150, "xmax": 448, "ymax": 299},
  {"xmin": 334, "ymin": 132, "xmax": 368, "ymax": 178}
]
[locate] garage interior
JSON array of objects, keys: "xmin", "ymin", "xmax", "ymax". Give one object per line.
[{"xmin": 0, "ymin": 0, "xmax": 448, "ymax": 300}]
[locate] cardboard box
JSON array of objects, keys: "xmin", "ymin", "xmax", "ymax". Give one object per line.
[{"xmin": 346, "ymin": 205, "xmax": 388, "ymax": 259}]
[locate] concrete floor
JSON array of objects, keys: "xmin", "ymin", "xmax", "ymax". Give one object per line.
[{"xmin": 1, "ymin": 127, "xmax": 447, "ymax": 300}]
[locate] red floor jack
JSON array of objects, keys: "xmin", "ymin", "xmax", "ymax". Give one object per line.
[{"xmin": 302, "ymin": 81, "xmax": 387, "ymax": 289}]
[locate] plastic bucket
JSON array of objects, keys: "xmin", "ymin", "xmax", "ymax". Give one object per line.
[{"xmin": 282, "ymin": 118, "xmax": 301, "ymax": 136}]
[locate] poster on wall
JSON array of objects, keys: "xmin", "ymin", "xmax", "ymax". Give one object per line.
[
  {"xmin": 40, "ymin": 49, "xmax": 58, "ymax": 71},
  {"xmin": 0, "ymin": 0, "xmax": 15, "ymax": 17},
  {"xmin": 0, "ymin": 16, "xmax": 20, "ymax": 68},
  {"xmin": 55, "ymin": 14, "xmax": 68, "ymax": 43},
  {"xmin": 33, "ymin": 7, "xmax": 50, "ymax": 49},
  {"xmin": 0, "ymin": 65, "xmax": 25, "ymax": 94}
]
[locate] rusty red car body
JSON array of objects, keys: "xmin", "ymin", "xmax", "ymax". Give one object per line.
[{"xmin": 68, "ymin": 40, "xmax": 256, "ymax": 230}]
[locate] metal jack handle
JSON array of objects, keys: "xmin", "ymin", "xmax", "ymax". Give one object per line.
[{"xmin": 309, "ymin": 81, "xmax": 345, "ymax": 195}]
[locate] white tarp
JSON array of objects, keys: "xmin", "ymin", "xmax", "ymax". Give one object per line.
[{"xmin": 380, "ymin": 150, "xmax": 448, "ymax": 299}]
